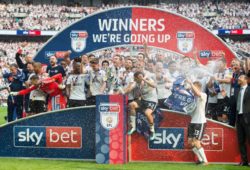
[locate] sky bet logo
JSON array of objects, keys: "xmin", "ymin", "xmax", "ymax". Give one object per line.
[
  {"xmin": 199, "ymin": 50, "xmax": 211, "ymax": 58},
  {"xmin": 14, "ymin": 126, "xmax": 82, "ymax": 148},
  {"xmin": 99, "ymin": 103, "xmax": 120, "ymax": 112},
  {"xmin": 149, "ymin": 128, "xmax": 184, "ymax": 150},
  {"xmin": 70, "ymin": 31, "xmax": 88, "ymax": 38}
]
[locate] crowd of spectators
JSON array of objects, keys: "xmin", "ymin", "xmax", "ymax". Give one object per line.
[
  {"xmin": 0, "ymin": 3, "xmax": 94, "ymax": 30},
  {"xmin": 0, "ymin": 41, "xmax": 42, "ymax": 64},
  {"xmin": 0, "ymin": 1, "xmax": 249, "ymax": 31},
  {"xmin": 164, "ymin": 1, "xmax": 250, "ymax": 30},
  {"xmin": 229, "ymin": 41, "xmax": 250, "ymax": 53},
  {"xmin": 0, "ymin": 46, "xmax": 249, "ymax": 127}
]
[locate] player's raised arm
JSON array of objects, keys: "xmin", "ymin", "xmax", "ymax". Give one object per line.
[{"xmin": 186, "ymin": 79, "xmax": 202, "ymax": 97}]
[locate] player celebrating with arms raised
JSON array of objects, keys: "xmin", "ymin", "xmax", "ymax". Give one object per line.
[
  {"xmin": 186, "ymin": 80, "xmax": 208, "ymax": 165},
  {"xmin": 126, "ymin": 71, "xmax": 158, "ymax": 140}
]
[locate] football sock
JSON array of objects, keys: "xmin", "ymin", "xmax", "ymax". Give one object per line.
[
  {"xmin": 192, "ymin": 147, "xmax": 203, "ymax": 162},
  {"xmin": 130, "ymin": 116, "xmax": 136, "ymax": 129},
  {"xmin": 149, "ymin": 123, "xmax": 155, "ymax": 132},
  {"xmin": 198, "ymin": 147, "xmax": 208, "ymax": 163}
]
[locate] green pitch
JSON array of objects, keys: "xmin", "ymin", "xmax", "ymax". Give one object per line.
[
  {"xmin": 0, "ymin": 106, "xmax": 7, "ymax": 125},
  {"xmin": 0, "ymin": 158, "xmax": 247, "ymax": 170}
]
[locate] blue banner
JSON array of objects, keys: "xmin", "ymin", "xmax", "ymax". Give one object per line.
[
  {"xmin": 0, "ymin": 107, "xmax": 95, "ymax": 159},
  {"xmin": 34, "ymin": 8, "xmax": 132, "ymax": 64},
  {"xmin": 149, "ymin": 128, "xmax": 184, "ymax": 150}
]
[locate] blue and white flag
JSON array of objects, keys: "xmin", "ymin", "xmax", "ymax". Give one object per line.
[{"xmin": 164, "ymin": 77, "xmax": 196, "ymax": 113}]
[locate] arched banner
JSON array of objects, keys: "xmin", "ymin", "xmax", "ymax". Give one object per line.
[{"xmin": 33, "ymin": 6, "xmax": 236, "ymax": 65}]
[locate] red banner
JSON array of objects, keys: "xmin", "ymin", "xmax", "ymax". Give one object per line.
[
  {"xmin": 131, "ymin": 8, "xmax": 235, "ymax": 66},
  {"xmin": 130, "ymin": 110, "xmax": 249, "ymax": 163}
]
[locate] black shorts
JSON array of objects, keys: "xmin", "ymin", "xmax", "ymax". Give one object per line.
[
  {"xmin": 86, "ymin": 96, "xmax": 96, "ymax": 106},
  {"xmin": 188, "ymin": 123, "xmax": 206, "ymax": 140},
  {"xmin": 68, "ymin": 99, "xmax": 87, "ymax": 108},
  {"xmin": 29, "ymin": 100, "xmax": 46, "ymax": 114},
  {"xmin": 136, "ymin": 99, "xmax": 157, "ymax": 112}
]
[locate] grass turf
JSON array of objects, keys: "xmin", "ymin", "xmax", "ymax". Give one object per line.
[
  {"xmin": 0, "ymin": 158, "xmax": 248, "ymax": 170},
  {"xmin": 0, "ymin": 106, "xmax": 7, "ymax": 125}
]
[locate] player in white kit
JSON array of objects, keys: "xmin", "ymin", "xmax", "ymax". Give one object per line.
[
  {"xmin": 120, "ymin": 58, "xmax": 135, "ymax": 102},
  {"xmin": 186, "ymin": 80, "xmax": 208, "ymax": 165},
  {"xmin": 126, "ymin": 71, "xmax": 158, "ymax": 140}
]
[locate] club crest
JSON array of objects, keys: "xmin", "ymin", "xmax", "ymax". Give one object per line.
[
  {"xmin": 70, "ymin": 31, "xmax": 88, "ymax": 53},
  {"xmin": 177, "ymin": 31, "xmax": 195, "ymax": 53},
  {"xmin": 99, "ymin": 103, "xmax": 120, "ymax": 130}
]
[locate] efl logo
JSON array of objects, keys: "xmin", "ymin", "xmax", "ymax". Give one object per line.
[
  {"xmin": 149, "ymin": 128, "xmax": 184, "ymax": 150},
  {"xmin": 99, "ymin": 103, "xmax": 120, "ymax": 130},
  {"xmin": 177, "ymin": 31, "xmax": 195, "ymax": 53},
  {"xmin": 14, "ymin": 126, "xmax": 82, "ymax": 148},
  {"xmin": 70, "ymin": 30, "xmax": 88, "ymax": 53},
  {"xmin": 199, "ymin": 50, "xmax": 211, "ymax": 58}
]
